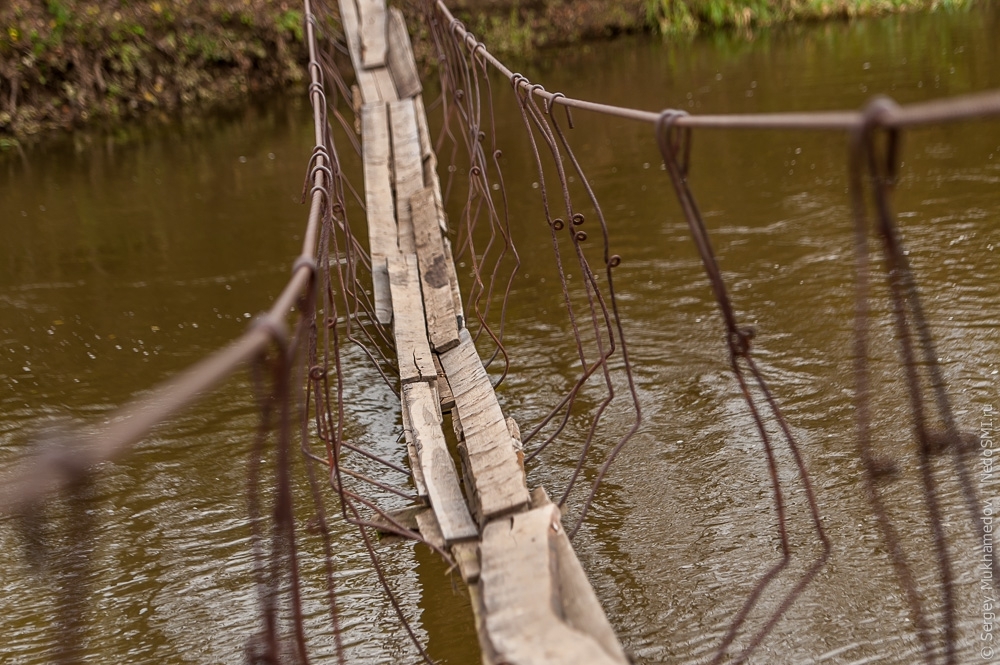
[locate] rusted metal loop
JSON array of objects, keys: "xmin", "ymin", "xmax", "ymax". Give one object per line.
[
  {"xmin": 463, "ymin": 31, "xmax": 479, "ymax": 52},
  {"xmin": 530, "ymin": 83, "xmax": 546, "ymax": 101},
  {"xmin": 449, "ymin": 17, "xmax": 464, "ymax": 39},
  {"xmin": 510, "ymin": 72, "xmax": 527, "ymax": 93},
  {"xmin": 310, "ymin": 184, "xmax": 331, "ymax": 203},
  {"xmin": 292, "ymin": 255, "xmax": 318, "ymax": 278},
  {"xmin": 308, "ymin": 365, "xmax": 326, "ymax": 381},
  {"xmin": 655, "ymin": 109, "xmax": 692, "ymax": 176},
  {"xmin": 472, "ymin": 41, "xmax": 489, "ymax": 62},
  {"xmin": 609, "ymin": 254, "xmax": 622, "ymax": 268},
  {"xmin": 307, "ymin": 60, "xmax": 324, "ymax": 83},
  {"xmin": 308, "ymin": 81, "xmax": 326, "ymax": 98},
  {"xmin": 571, "ymin": 213, "xmax": 585, "ymax": 226},
  {"xmin": 858, "ymin": 95, "xmax": 903, "ymax": 186},
  {"xmin": 728, "ymin": 325, "xmax": 756, "ymax": 358},
  {"xmin": 251, "ymin": 314, "xmax": 290, "ymax": 351},
  {"xmin": 575, "ymin": 231, "xmax": 588, "ymax": 242},
  {"xmin": 552, "ymin": 218, "xmax": 565, "ymax": 231},
  {"xmin": 309, "ymin": 164, "xmax": 334, "ymax": 188}
]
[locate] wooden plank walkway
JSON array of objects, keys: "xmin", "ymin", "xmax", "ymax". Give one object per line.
[{"xmin": 337, "ymin": 1, "xmax": 628, "ymax": 661}]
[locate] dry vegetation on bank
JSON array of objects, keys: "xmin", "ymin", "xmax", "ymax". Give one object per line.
[{"xmin": 0, "ymin": 0, "xmax": 974, "ymax": 143}]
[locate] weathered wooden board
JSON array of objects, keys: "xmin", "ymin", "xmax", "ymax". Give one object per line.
[
  {"xmin": 386, "ymin": 7, "xmax": 422, "ymax": 98},
  {"xmin": 433, "ymin": 353, "xmax": 455, "ymax": 412},
  {"xmin": 357, "ymin": 0, "xmax": 387, "ymax": 69},
  {"xmin": 412, "ymin": 187, "xmax": 460, "ymax": 352},
  {"xmin": 403, "ymin": 381, "xmax": 478, "ymax": 542},
  {"xmin": 413, "ymin": 95, "xmax": 448, "ymax": 235},
  {"xmin": 370, "ymin": 255, "xmax": 392, "ymax": 325},
  {"xmin": 439, "ymin": 328, "xmax": 529, "ymax": 521},
  {"xmin": 441, "ymin": 236, "xmax": 465, "ymax": 330},
  {"xmin": 551, "ymin": 516, "xmax": 630, "ymax": 663},
  {"xmin": 360, "ymin": 103, "xmax": 396, "ymax": 324},
  {"xmin": 506, "ymin": 416, "xmax": 525, "ymax": 474},
  {"xmin": 387, "ymin": 253, "xmax": 437, "ymax": 383},
  {"xmin": 401, "ymin": 392, "xmax": 428, "ymax": 500},
  {"xmin": 479, "ymin": 504, "xmax": 626, "ymax": 665},
  {"xmin": 337, "ymin": 0, "xmax": 397, "ymax": 103},
  {"xmin": 415, "ymin": 507, "xmax": 446, "ymax": 551},
  {"xmin": 370, "ymin": 67, "xmax": 399, "ymax": 103},
  {"xmin": 389, "ymin": 99, "xmax": 424, "ymax": 253},
  {"xmin": 452, "ymin": 540, "xmax": 481, "ymax": 584}
]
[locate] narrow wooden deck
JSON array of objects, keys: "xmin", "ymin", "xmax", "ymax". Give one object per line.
[{"xmin": 338, "ymin": 2, "xmax": 630, "ymax": 661}]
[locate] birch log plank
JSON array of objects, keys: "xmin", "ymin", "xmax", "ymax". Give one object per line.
[
  {"xmin": 412, "ymin": 187, "xmax": 460, "ymax": 352},
  {"xmin": 479, "ymin": 505, "xmax": 626, "ymax": 665},
  {"xmin": 387, "ymin": 253, "xmax": 437, "ymax": 383},
  {"xmin": 357, "ymin": 0, "xmax": 387, "ymax": 69},
  {"xmin": 439, "ymin": 328, "xmax": 529, "ymax": 521},
  {"xmin": 360, "ymin": 103, "xmax": 396, "ymax": 324},
  {"xmin": 386, "ymin": 7, "xmax": 422, "ymax": 98},
  {"xmin": 403, "ymin": 381, "xmax": 478, "ymax": 542},
  {"xmin": 389, "ymin": 99, "xmax": 424, "ymax": 254}
]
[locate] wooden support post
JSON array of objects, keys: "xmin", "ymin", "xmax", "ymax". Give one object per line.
[
  {"xmin": 412, "ymin": 187, "xmax": 460, "ymax": 352},
  {"xmin": 439, "ymin": 328, "xmax": 529, "ymax": 522},
  {"xmin": 360, "ymin": 103, "xmax": 396, "ymax": 324},
  {"xmin": 479, "ymin": 504, "xmax": 628, "ymax": 665},
  {"xmin": 387, "ymin": 253, "xmax": 437, "ymax": 383},
  {"xmin": 357, "ymin": 0, "xmax": 388, "ymax": 69},
  {"xmin": 389, "ymin": 99, "xmax": 424, "ymax": 253},
  {"xmin": 403, "ymin": 382, "xmax": 478, "ymax": 542},
  {"xmin": 386, "ymin": 7, "xmax": 422, "ymax": 98}
]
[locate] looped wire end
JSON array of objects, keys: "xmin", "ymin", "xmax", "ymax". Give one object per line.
[
  {"xmin": 292, "ymin": 255, "xmax": 318, "ymax": 279},
  {"xmin": 727, "ymin": 325, "xmax": 756, "ymax": 358},
  {"xmin": 655, "ymin": 109, "xmax": 692, "ymax": 176},
  {"xmin": 546, "ymin": 92, "xmax": 575, "ymax": 129},
  {"xmin": 858, "ymin": 95, "xmax": 903, "ymax": 187},
  {"xmin": 251, "ymin": 314, "xmax": 290, "ymax": 352}
]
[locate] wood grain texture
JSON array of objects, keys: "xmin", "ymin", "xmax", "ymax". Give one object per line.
[
  {"xmin": 360, "ymin": 103, "xmax": 396, "ymax": 324},
  {"xmin": 413, "ymin": 94, "xmax": 448, "ymax": 234},
  {"xmin": 403, "ymin": 381, "xmax": 478, "ymax": 542},
  {"xmin": 551, "ymin": 516, "xmax": 630, "ymax": 663},
  {"xmin": 479, "ymin": 505, "xmax": 626, "ymax": 665},
  {"xmin": 357, "ymin": 0, "xmax": 387, "ymax": 69},
  {"xmin": 387, "ymin": 253, "xmax": 437, "ymax": 383},
  {"xmin": 412, "ymin": 187, "xmax": 460, "ymax": 352},
  {"xmin": 433, "ymin": 353, "xmax": 455, "ymax": 412},
  {"xmin": 401, "ymin": 392, "xmax": 428, "ymax": 500},
  {"xmin": 337, "ymin": 0, "xmax": 390, "ymax": 102},
  {"xmin": 439, "ymin": 328, "xmax": 529, "ymax": 521},
  {"xmin": 451, "ymin": 540, "xmax": 481, "ymax": 583},
  {"xmin": 441, "ymin": 236, "xmax": 465, "ymax": 330},
  {"xmin": 415, "ymin": 507, "xmax": 446, "ymax": 551},
  {"xmin": 389, "ymin": 99, "xmax": 424, "ymax": 253},
  {"xmin": 386, "ymin": 7, "xmax": 422, "ymax": 98}
]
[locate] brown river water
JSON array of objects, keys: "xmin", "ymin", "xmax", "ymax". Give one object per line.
[{"xmin": 2, "ymin": 5, "xmax": 1000, "ymax": 663}]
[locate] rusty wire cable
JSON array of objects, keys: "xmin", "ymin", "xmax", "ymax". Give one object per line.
[{"xmin": 3, "ymin": 1, "xmax": 1000, "ymax": 663}]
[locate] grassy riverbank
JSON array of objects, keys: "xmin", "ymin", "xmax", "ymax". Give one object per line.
[{"xmin": 0, "ymin": 0, "xmax": 976, "ymax": 143}]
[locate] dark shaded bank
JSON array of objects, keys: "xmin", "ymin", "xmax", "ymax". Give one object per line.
[{"xmin": 0, "ymin": 0, "xmax": 975, "ymax": 142}]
